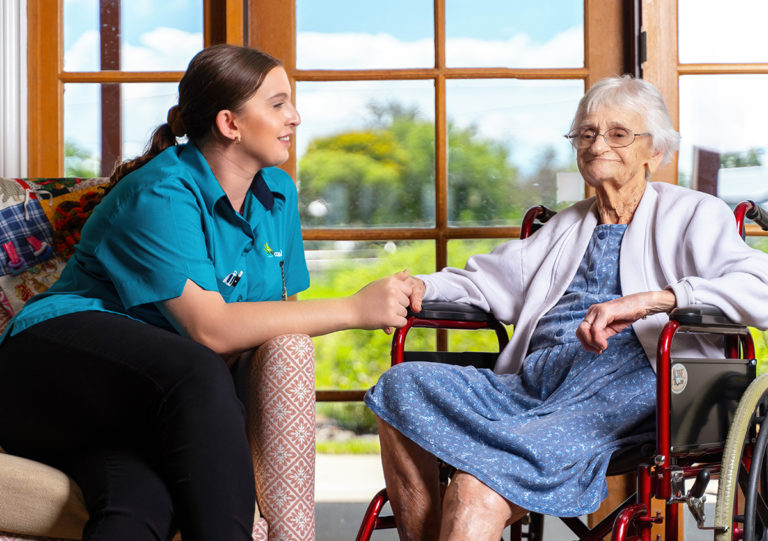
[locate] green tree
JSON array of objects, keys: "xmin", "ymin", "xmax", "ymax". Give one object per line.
[
  {"xmin": 721, "ymin": 148, "xmax": 765, "ymax": 168},
  {"xmin": 298, "ymin": 102, "xmax": 519, "ymax": 227},
  {"xmin": 64, "ymin": 140, "xmax": 99, "ymax": 178}
]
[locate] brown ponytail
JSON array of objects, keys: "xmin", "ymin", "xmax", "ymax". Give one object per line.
[
  {"xmin": 107, "ymin": 44, "xmax": 282, "ymax": 189},
  {"xmin": 108, "ymin": 123, "xmax": 177, "ymax": 188}
]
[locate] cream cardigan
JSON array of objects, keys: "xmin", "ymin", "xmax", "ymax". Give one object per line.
[{"xmin": 420, "ymin": 182, "xmax": 768, "ymax": 374}]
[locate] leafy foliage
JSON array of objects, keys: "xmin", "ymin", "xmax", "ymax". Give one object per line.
[
  {"xmin": 64, "ymin": 140, "xmax": 100, "ymax": 178},
  {"xmin": 299, "ymin": 102, "xmax": 528, "ymax": 227}
]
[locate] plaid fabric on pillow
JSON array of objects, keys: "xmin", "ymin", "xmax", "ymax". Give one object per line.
[
  {"xmin": 0, "ymin": 182, "xmax": 55, "ymax": 277},
  {"xmin": 0, "ymin": 177, "xmax": 108, "ymax": 330}
]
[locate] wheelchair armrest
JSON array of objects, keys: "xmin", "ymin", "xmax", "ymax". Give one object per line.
[
  {"xmin": 670, "ymin": 305, "xmax": 744, "ymax": 328},
  {"xmin": 410, "ymin": 301, "xmax": 499, "ymax": 324}
]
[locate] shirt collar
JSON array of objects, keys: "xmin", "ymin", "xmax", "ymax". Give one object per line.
[
  {"xmin": 179, "ymin": 143, "xmax": 285, "ymax": 214},
  {"xmin": 250, "ymin": 171, "xmax": 274, "ymax": 211}
]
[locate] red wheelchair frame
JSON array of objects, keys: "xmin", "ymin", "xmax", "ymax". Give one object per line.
[{"xmin": 356, "ymin": 200, "xmax": 768, "ymax": 541}]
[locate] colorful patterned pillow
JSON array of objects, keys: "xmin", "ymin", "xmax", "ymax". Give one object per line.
[{"xmin": 0, "ymin": 177, "xmax": 108, "ymax": 331}]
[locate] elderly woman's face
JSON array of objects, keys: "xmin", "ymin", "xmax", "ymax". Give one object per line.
[{"xmin": 575, "ymin": 106, "xmax": 662, "ymax": 190}]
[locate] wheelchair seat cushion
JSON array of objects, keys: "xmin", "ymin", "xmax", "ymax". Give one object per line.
[{"xmin": 366, "ymin": 224, "xmax": 656, "ymax": 517}]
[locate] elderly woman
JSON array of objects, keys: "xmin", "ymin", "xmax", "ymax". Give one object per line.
[{"xmin": 364, "ymin": 75, "xmax": 768, "ymax": 541}]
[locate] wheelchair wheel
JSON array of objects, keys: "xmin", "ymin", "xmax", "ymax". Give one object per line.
[{"xmin": 714, "ymin": 373, "xmax": 768, "ymax": 541}]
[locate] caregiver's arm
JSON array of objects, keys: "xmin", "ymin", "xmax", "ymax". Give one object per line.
[{"xmin": 159, "ymin": 270, "xmax": 414, "ymax": 355}]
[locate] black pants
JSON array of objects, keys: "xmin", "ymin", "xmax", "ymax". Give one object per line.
[{"xmin": 0, "ymin": 311, "xmax": 255, "ymax": 541}]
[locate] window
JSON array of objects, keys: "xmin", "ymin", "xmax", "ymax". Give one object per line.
[
  {"xmin": 248, "ymin": 0, "xmax": 628, "ymax": 397},
  {"xmin": 643, "ymin": 0, "xmax": 768, "ymax": 215},
  {"xmin": 27, "ymin": 0, "xmax": 244, "ymax": 177}
]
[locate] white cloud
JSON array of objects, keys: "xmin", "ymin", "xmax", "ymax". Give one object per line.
[
  {"xmin": 446, "ymin": 26, "xmax": 583, "ymax": 68},
  {"xmin": 298, "ymin": 32, "xmax": 434, "ymax": 69},
  {"xmin": 64, "ymin": 30, "xmax": 100, "ymax": 71},
  {"xmin": 679, "ymin": 0, "xmax": 768, "ymax": 63},
  {"xmin": 122, "ymin": 27, "xmax": 202, "ymax": 71},
  {"xmin": 297, "ymin": 26, "xmax": 583, "ymax": 70}
]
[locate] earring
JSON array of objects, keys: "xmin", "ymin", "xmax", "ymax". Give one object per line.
[{"xmin": 236, "ymin": 136, "xmax": 241, "ymax": 144}]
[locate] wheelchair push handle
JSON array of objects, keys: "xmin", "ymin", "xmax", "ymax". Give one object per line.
[{"xmin": 746, "ymin": 200, "xmax": 768, "ymax": 231}]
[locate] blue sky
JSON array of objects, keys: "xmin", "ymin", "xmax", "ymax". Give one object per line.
[
  {"xmin": 64, "ymin": 0, "xmax": 202, "ymax": 52},
  {"xmin": 65, "ymin": 0, "xmax": 581, "ymax": 53},
  {"xmin": 297, "ymin": 0, "xmax": 581, "ymax": 42}
]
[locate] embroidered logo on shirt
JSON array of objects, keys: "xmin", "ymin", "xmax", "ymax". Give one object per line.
[{"xmin": 264, "ymin": 242, "xmax": 282, "ymax": 257}]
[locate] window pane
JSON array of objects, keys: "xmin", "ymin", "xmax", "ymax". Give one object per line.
[
  {"xmin": 678, "ymin": 75, "xmax": 768, "ymax": 207},
  {"xmin": 679, "ymin": 0, "xmax": 768, "ymax": 63},
  {"xmin": 304, "ymin": 240, "xmax": 436, "ymax": 390},
  {"xmin": 446, "ymin": 79, "xmax": 583, "ymax": 226},
  {"xmin": 297, "ymin": 81, "xmax": 435, "ymax": 228},
  {"xmin": 64, "ymin": 82, "xmax": 178, "ymax": 177},
  {"xmin": 446, "ymin": 239, "xmax": 515, "ymax": 352},
  {"xmin": 64, "ymin": 0, "xmax": 100, "ymax": 70},
  {"xmin": 296, "ymin": 0, "xmax": 433, "ymax": 69},
  {"xmin": 64, "ymin": 84, "xmax": 102, "ymax": 176},
  {"xmin": 446, "ymin": 0, "xmax": 583, "ymax": 68},
  {"xmin": 64, "ymin": 0, "xmax": 202, "ymax": 72}
]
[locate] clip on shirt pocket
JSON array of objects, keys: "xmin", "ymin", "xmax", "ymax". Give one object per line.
[{"xmin": 223, "ymin": 270, "xmax": 243, "ymax": 287}]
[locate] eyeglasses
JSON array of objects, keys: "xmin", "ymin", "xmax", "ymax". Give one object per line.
[{"xmin": 565, "ymin": 127, "xmax": 651, "ymax": 149}]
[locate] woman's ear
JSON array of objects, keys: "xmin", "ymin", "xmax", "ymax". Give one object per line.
[
  {"xmin": 214, "ymin": 110, "xmax": 239, "ymax": 143},
  {"xmin": 645, "ymin": 149, "xmax": 665, "ymax": 179}
]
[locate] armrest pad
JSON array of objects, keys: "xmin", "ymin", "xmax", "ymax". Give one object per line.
[
  {"xmin": 670, "ymin": 305, "xmax": 743, "ymax": 328},
  {"xmin": 412, "ymin": 301, "xmax": 498, "ymax": 324}
]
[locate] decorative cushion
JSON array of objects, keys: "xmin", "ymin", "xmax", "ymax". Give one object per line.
[{"xmin": 0, "ymin": 178, "xmax": 108, "ymax": 332}]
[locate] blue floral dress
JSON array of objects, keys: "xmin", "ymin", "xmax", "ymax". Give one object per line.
[{"xmin": 365, "ymin": 224, "xmax": 657, "ymax": 517}]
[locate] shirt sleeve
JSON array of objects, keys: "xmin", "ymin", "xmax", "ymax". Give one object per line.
[{"xmin": 92, "ymin": 180, "xmax": 219, "ymax": 310}]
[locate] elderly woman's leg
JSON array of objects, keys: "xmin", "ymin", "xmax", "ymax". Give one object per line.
[
  {"xmin": 439, "ymin": 471, "xmax": 527, "ymax": 541},
  {"xmin": 377, "ymin": 418, "xmax": 442, "ymax": 541}
]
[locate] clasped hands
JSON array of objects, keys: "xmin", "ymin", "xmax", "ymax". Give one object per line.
[{"xmin": 351, "ymin": 270, "xmax": 426, "ymax": 334}]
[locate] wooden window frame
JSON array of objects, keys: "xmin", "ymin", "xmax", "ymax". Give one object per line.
[
  {"xmin": 250, "ymin": 0, "xmax": 628, "ymax": 266},
  {"xmin": 26, "ymin": 0, "xmax": 245, "ymax": 178},
  {"xmin": 642, "ymin": 0, "xmax": 768, "ymax": 237}
]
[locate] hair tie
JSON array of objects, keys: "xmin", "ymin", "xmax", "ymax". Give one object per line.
[{"xmin": 167, "ymin": 105, "xmax": 186, "ymax": 137}]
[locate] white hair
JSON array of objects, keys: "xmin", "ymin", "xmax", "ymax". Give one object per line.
[{"xmin": 570, "ymin": 75, "xmax": 681, "ymax": 165}]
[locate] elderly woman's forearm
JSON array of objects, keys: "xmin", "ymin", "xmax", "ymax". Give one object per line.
[{"xmin": 649, "ymin": 289, "xmax": 676, "ymax": 314}]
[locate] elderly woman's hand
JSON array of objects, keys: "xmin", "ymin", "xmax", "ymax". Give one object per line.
[
  {"xmin": 577, "ymin": 290, "xmax": 676, "ymax": 354},
  {"xmin": 406, "ymin": 276, "xmax": 427, "ymax": 313}
]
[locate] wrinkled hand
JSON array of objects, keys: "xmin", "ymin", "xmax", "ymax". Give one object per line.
[
  {"xmin": 406, "ymin": 276, "xmax": 426, "ymax": 314},
  {"xmin": 352, "ymin": 270, "xmax": 415, "ymax": 334},
  {"xmin": 576, "ymin": 290, "xmax": 676, "ymax": 354}
]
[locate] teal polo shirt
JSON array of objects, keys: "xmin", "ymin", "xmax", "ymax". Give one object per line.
[{"xmin": 5, "ymin": 143, "xmax": 310, "ymax": 337}]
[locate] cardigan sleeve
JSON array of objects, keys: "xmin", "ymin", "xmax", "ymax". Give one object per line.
[
  {"xmin": 667, "ymin": 195, "xmax": 768, "ymax": 329},
  {"xmin": 418, "ymin": 237, "xmax": 527, "ymax": 324}
]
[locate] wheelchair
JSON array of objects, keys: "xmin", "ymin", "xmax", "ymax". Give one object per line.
[{"xmin": 356, "ymin": 200, "xmax": 768, "ymax": 541}]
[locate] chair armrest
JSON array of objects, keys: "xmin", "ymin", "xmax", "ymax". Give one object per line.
[
  {"xmin": 670, "ymin": 305, "xmax": 747, "ymax": 329},
  {"xmin": 412, "ymin": 301, "xmax": 500, "ymax": 324},
  {"xmin": 233, "ymin": 333, "xmax": 315, "ymax": 541}
]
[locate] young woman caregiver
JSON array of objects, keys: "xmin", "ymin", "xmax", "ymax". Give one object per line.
[{"xmin": 0, "ymin": 44, "xmax": 413, "ymax": 541}]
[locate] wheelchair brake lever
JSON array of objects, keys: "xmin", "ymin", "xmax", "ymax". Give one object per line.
[{"xmin": 686, "ymin": 468, "xmax": 710, "ymax": 529}]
